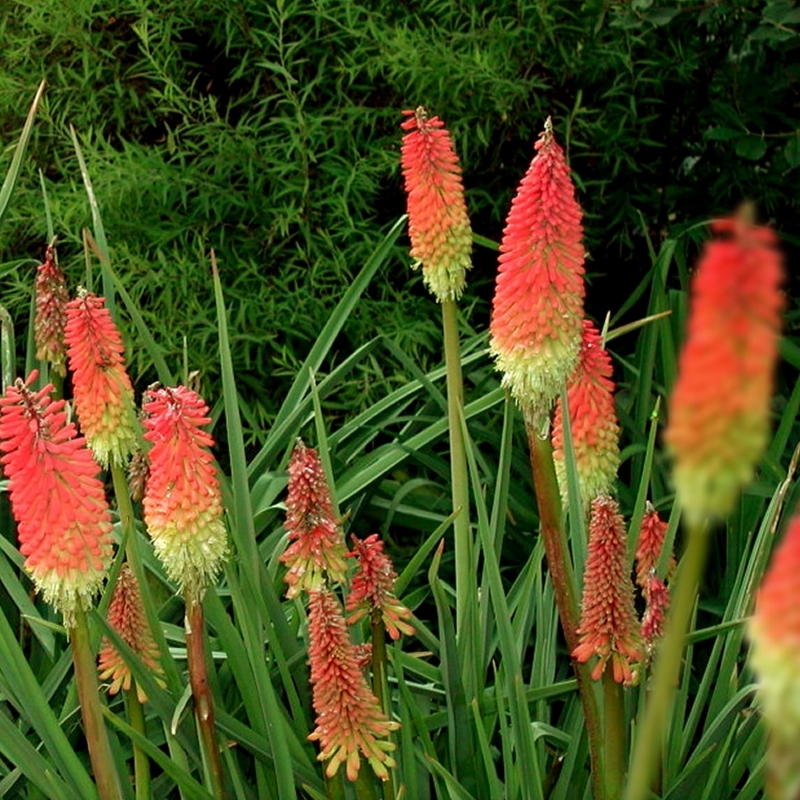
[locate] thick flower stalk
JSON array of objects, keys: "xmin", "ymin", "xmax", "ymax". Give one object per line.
[
  {"xmin": 749, "ymin": 512, "xmax": 800, "ymax": 799},
  {"xmin": 664, "ymin": 213, "xmax": 784, "ymax": 522},
  {"xmin": 307, "ymin": 588, "xmax": 400, "ymax": 782},
  {"xmin": 64, "ymin": 289, "xmax": 139, "ymax": 468},
  {"xmin": 552, "ymin": 320, "xmax": 620, "ymax": 505},
  {"xmin": 142, "ymin": 385, "xmax": 227, "ymax": 597},
  {"xmin": 490, "ymin": 117, "xmax": 586, "ymax": 421},
  {"xmin": 34, "ymin": 245, "xmax": 69, "ymax": 377},
  {"xmin": 400, "ymin": 106, "xmax": 472, "ymax": 301},
  {"xmin": 98, "ymin": 564, "xmax": 163, "ymax": 702},
  {"xmin": 0, "ymin": 373, "xmax": 113, "ymax": 625},
  {"xmin": 573, "ymin": 495, "xmax": 643, "ymax": 684},
  {"xmin": 279, "ymin": 439, "xmax": 348, "ymax": 598},
  {"xmin": 346, "ymin": 533, "xmax": 414, "ymax": 640}
]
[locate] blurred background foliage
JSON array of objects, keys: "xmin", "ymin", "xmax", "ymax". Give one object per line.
[{"xmin": 0, "ymin": 0, "xmax": 798, "ymax": 443}]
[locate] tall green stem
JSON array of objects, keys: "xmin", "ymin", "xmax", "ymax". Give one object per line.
[
  {"xmin": 602, "ymin": 671, "xmax": 625, "ymax": 800},
  {"xmin": 186, "ymin": 594, "xmax": 226, "ymax": 800},
  {"xmin": 441, "ymin": 299, "xmax": 476, "ymax": 692},
  {"xmin": 125, "ymin": 688, "xmax": 150, "ymax": 800},
  {"xmin": 70, "ymin": 607, "xmax": 123, "ymax": 800},
  {"xmin": 624, "ymin": 521, "xmax": 709, "ymax": 800},
  {"xmin": 527, "ymin": 425, "xmax": 605, "ymax": 800},
  {"xmin": 371, "ymin": 615, "xmax": 395, "ymax": 800}
]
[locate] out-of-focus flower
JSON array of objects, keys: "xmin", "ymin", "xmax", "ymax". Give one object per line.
[
  {"xmin": 573, "ymin": 495, "xmax": 642, "ymax": 684},
  {"xmin": 346, "ymin": 534, "xmax": 414, "ymax": 640},
  {"xmin": 279, "ymin": 439, "xmax": 348, "ymax": 598},
  {"xmin": 749, "ymin": 512, "xmax": 800, "ymax": 798},
  {"xmin": 552, "ymin": 320, "xmax": 620, "ymax": 505},
  {"xmin": 490, "ymin": 117, "xmax": 586, "ymax": 422},
  {"xmin": 34, "ymin": 245, "xmax": 69, "ymax": 377},
  {"xmin": 98, "ymin": 564, "xmax": 163, "ymax": 702},
  {"xmin": 0, "ymin": 372, "xmax": 113, "ymax": 626},
  {"xmin": 142, "ymin": 385, "xmax": 227, "ymax": 597},
  {"xmin": 400, "ymin": 106, "xmax": 472, "ymax": 302},
  {"xmin": 665, "ymin": 213, "xmax": 783, "ymax": 522},
  {"xmin": 64, "ymin": 290, "xmax": 138, "ymax": 468},
  {"xmin": 307, "ymin": 588, "xmax": 399, "ymax": 782},
  {"xmin": 127, "ymin": 450, "xmax": 150, "ymax": 504}
]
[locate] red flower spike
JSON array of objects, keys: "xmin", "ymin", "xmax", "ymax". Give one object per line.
[
  {"xmin": 552, "ymin": 320, "xmax": 620, "ymax": 505},
  {"xmin": 573, "ymin": 495, "xmax": 643, "ymax": 684},
  {"xmin": 64, "ymin": 290, "xmax": 139, "ymax": 468},
  {"xmin": 346, "ymin": 534, "xmax": 415, "ymax": 640},
  {"xmin": 640, "ymin": 575, "xmax": 670, "ymax": 655},
  {"xmin": 0, "ymin": 372, "xmax": 113, "ymax": 626},
  {"xmin": 490, "ymin": 118, "xmax": 586, "ymax": 420},
  {"xmin": 307, "ymin": 589, "xmax": 399, "ymax": 782},
  {"xmin": 34, "ymin": 245, "xmax": 69, "ymax": 377},
  {"xmin": 750, "ymin": 513, "xmax": 800, "ymax": 792},
  {"xmin": 634, "ymin": 503, "xmax": 675, "ymax": 588},
  {"xmin": 279, "ymin": 439, "xmax": 348, "ymax": 598},
  {"xmin": 98, "ymin": 564, "xmax": 163, "ymax": 702},
  {"xmin": 400, "ymin": 107, "xmax": 472, "ymax": 302},
  {"xmin": 142, "ymin": 386, "xmax": 227, "ymax": 596},
  {"xmin": 665, "ymin": 213, "xmax": 784, "ymax": 522}
]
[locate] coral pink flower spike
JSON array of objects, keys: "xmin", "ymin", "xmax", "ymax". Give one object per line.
[
  {"xmin": 400, "ymin": 106, "xmax": 472, "ymax": 302},
  {"xmin": 0, "ymin": 372, "xmax": 113, "ymax": 625},
  {"xmin": 552, "ymin": 320, "xmax": 620, "ymax": 505},
  {"xmin": 750, "ymin": 512, "xmax": 800, "ymax": 796},
  {"xmin": 34, "ymin": 245, "xmax": 69, "ymax": 377},
  {"xmin": 665, "ymin": 212, "xmax": 783, "ymax": 522},
  {"xmin": 490, "ymin": 117, "xmax": 586, "ymax": 422},
  {"xmin": 573, "ymin": 495, "xmax": 642, "ymax": 684},
  {"xmin": 142, "ymin": 385, "xmax": 227, "ymax": 597},
  {"xmin": 279, "ymin": 439, "xmax": 348, "ymax": 598},
  {"xmin": 307, "ymin": 588, "xmax": 399, "ymax": 782},
  {"xmin": 98, "ymin": 563, "xmax": 163, "ymax": 702},
  {"xmin": 346, "ymin": 534, "xmax": 414, "ymax": 640},
  {"xmin": 65, "ymin": 289, "xmax": 139, "ymax": 468}
]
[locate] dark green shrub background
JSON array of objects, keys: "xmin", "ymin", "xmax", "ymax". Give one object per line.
[{"xmin": 1, "ymin": 0, "xmax": 798, "ymax": 440}]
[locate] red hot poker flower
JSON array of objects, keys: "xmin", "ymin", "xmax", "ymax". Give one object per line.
[
  {"xmin": 749, "ymin": 512, "xmax": 800, "ymax": 794},
  {"xmin": 400, "ymin": 107, "xmax": 472, "ymax": 302},
  {"xmin": 573, "ymin": 495, "xmax": 642, "ymax": 684},
  {"xmin": 552, "ymin": 320, "xmax": 620, "ymax": 505},
  {"xmin": 142, "ymin": 386, "xmax": 227, "ymax": 597},
  {"xmin": 98, "ymin": 564, "xmax": 163, "ymax": 702},
  {"xmin": 34, "ymin": 245, "xmax": 69, "ymax": 377},
  {"xmin": 307, "ymin": 588, "xmax": 399, "ymax": 782},
  {"xmin": 0, "ymin": 372, "xmax": 113, "ymax": 626},
  {"xmin": 490, "ymin": 118, "xmax": 586, "ymax": 421},
  {"xmin": 279, "ymin": 439, "xmax": 348, "ymax": 598},
  {"xmin": 665, "ymin": 212, "xmax": 783, "ymax": 522},
  {"xmin": 64, "ymin": 290, "xmax": 139, "ymax": 468},
  {"xmin": 346, "ymin": 534, "xmax": 414, "ymax": 640}
]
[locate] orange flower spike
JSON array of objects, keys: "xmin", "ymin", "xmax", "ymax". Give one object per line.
[
  {"xmin": 0, "ymin": 372, "xmax": 113, "ymax": 625},
  {"xmin": 346, "ymin": 534, "xmax": 414, "ymax": 640},
  {"xmin": 640, "ymin": 575, "xmax": 670, "ymax": 655},
  {"xmin": 64, "ymin": 289, "xmax": 139, "ymax": 468},
  {"xmin": 573, "ymin": 495, "xmax": 643, "ymax": 684},
  {"xmin": 400, "ymin": 107, "xmax": 472, "ymax": 302},
  {"xmin": 307, "ymin": 588, "xmax": 399, "ymax": 782},
  {"xmin": 279, "ymin": 439, "xmax": 348, "ymax": 598},
  {"xmin": 552, "ymin": 320, "xmax": 620, "ymax": 505},
  {"xmin": 490, "ymin": 117, "xmax": 586, "ymax": 420},
  {"xmin": 98, "ymin": 564, "xmax": 163, "ymax": 702},
  {"xmin": 749, "ymin": 513, "xmax": 800, "ymax": 795},
  {"xmin": 634, "ymin": 502, "xmax": 675, "ymax": 588},
  {"xmin": 142, "ymin": 386, "xmax": 228, "ymax": 596},
  {"xmin": 665, "ymin": 213, "xmax": 783, "ymax": 522},
  {"xmin": 34, "ymin": 245, "xmax": 69, "ymax": 377}
]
